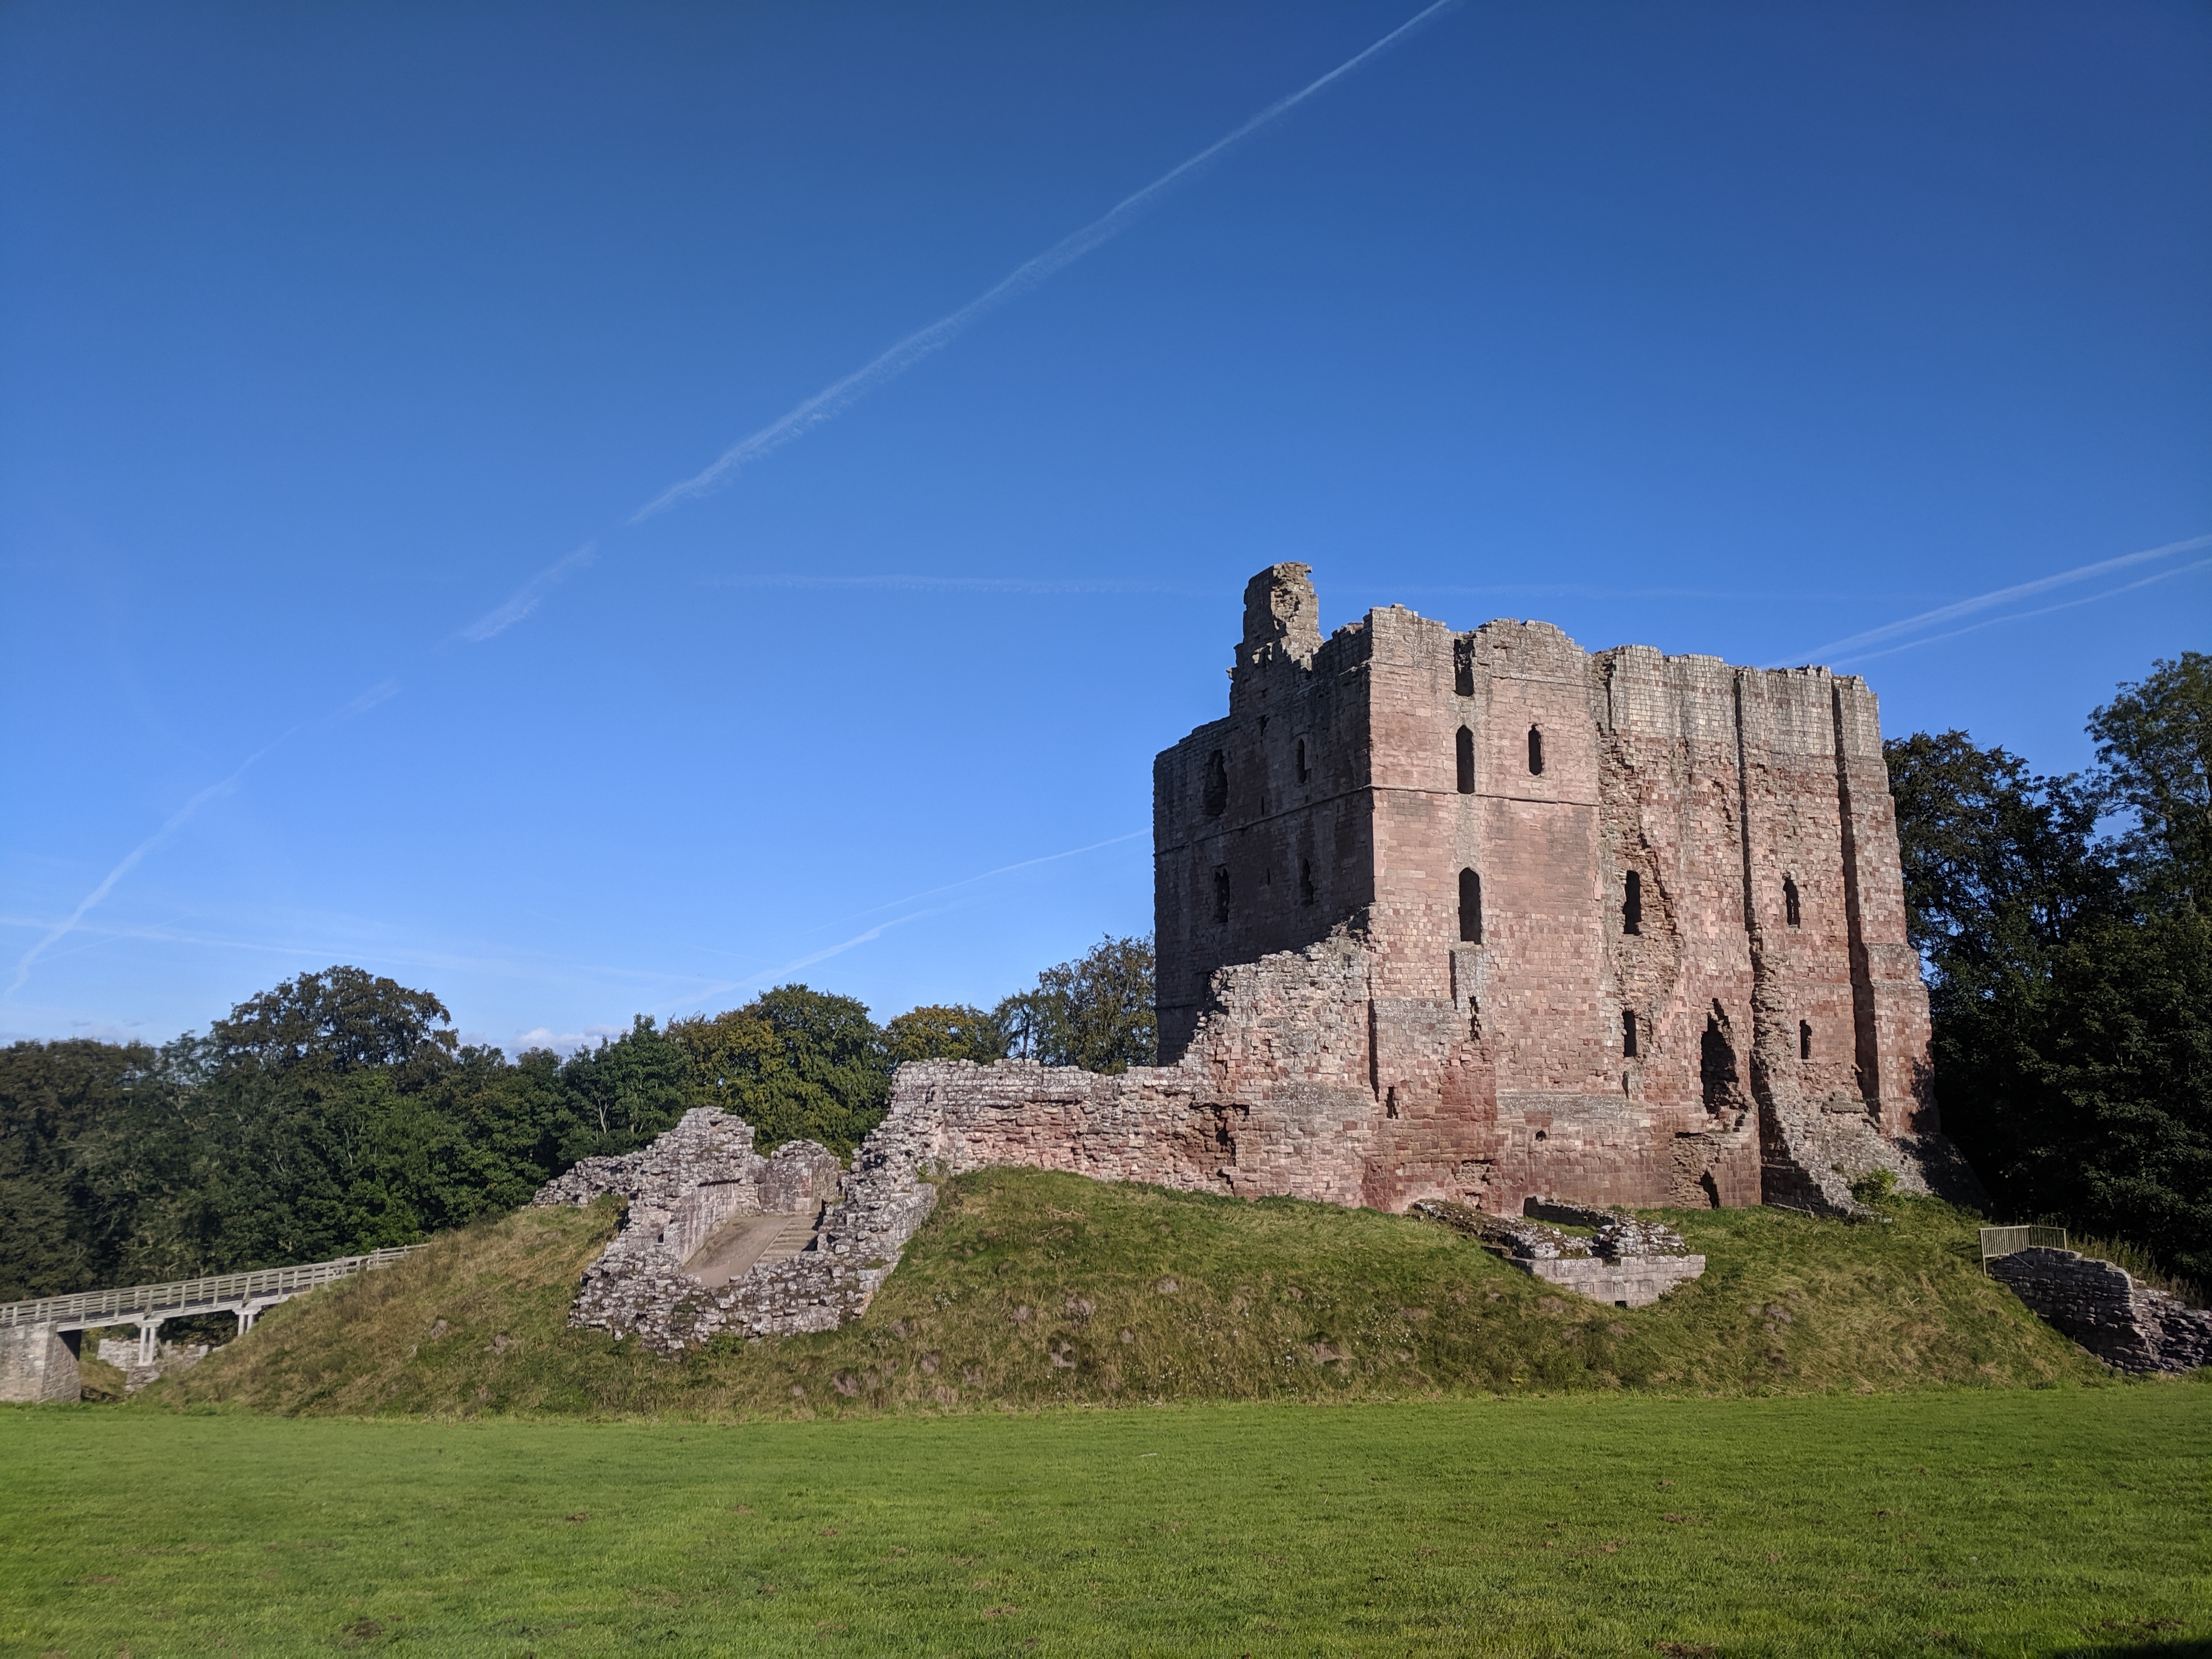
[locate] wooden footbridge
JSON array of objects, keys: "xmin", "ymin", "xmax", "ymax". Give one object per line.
[{"xmin": 0, "ymin": 1245, "xmax": 427, "ymax": 1401}]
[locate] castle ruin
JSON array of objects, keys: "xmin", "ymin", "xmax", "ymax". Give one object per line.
[{"xmin": 893, "ymin": 563, "xmax": 1973, "ymax": 1218}]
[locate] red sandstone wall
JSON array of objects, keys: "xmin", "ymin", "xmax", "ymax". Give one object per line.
[{"xmin": 1133, "ymin": 567, "xmax": 1945, "ymax": 1217}]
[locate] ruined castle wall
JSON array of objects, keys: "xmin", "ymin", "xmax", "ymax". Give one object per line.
[
  {"xmin": 1154, "ymin": 569, "xmax": 1378, "ymax": 1062},
  {"xmin": 1833, "ymin": 676, "xmax": 1937, "ymax": 1130},
  {"xmin": 902, "ymin": 934, "xmax": 1380, "ymax": 1208},
  {"xmin": 1591, "ymin": 646, "xmax": 1763, "ymax": 1207}
]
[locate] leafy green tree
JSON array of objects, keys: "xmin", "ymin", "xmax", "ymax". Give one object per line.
[
  {"xmin": 883, "ymin": 1004, "xmax": 1010, "ymax": 1066},
  {"xmin": 558, "ymin": 1016, "xmax": 693, "ymax": 1161},
  {"xmin": 1889, "ymin": 663, "xmax": 2212, "ymax": 1283},
  {"xmin": 995, "ymin": 934, "xmax": 1157, "ymax": 1074},
  {"xmin": 2089, "ymin": 651, "xmax": 2209, "ymax": 911},
  {"xmin": 0, "ymin": 1039, "xmax": 173, "ymax": 1298},
  {"xmin": 668, "ymin": 986, "xmax": 889, "ymax": 1156}
]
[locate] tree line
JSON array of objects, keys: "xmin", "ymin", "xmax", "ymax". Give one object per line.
[
  {"xmin": 0, "ymin": 936, "xmax": 1155, "ymax": 1301},
  {"xmin": 1888, "ymin": 651, "xmax": 2208, "ymax": 1285}
]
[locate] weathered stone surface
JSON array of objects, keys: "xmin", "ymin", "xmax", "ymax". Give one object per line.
[
  {"xmin": 1143, "ymin": 564, "xmax": 1980, "ymax": 1216},
  {"xmin": 1409, "ymin": 1194, "xmax": 1705, "ymax": 1306},
  {"xmin": 534, "ymin": 1108, "xmax": 936, "ymax": 1355},
  {"xmin": 0, "ymin": 1323, "xmax": 80, "ymax": 1403},
  {"xmin": 1989, "ymin": 1247, "xmax": 2211, "ymax": 1374}
]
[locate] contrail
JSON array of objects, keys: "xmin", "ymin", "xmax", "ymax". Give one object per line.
[
  {"xmin": 1767, "ymin": 532, "xmax": 2211, "ymax": 669},
  {"xmin": 1830, "ymin": 556, "xmax": 2212, "ymax": 669},
  {"xmin": 458, "ymin": 543, "xmax": 597, "ymax": 643},
  {"xmin": 705, "ymin": 574, "xmax": 1202, "ymax": 596},
  {"xmin": 629, "ymin": 0, "xmax": 1463, "ymax": 522},
  {"xmin": 6, "ymin": 733, "xmax": 297, "ymax": 996}
]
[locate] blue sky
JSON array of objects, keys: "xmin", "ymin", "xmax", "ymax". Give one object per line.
[{"xmin": 4, "ymin": 0, "xmax": 2207, "ymax": 1052}]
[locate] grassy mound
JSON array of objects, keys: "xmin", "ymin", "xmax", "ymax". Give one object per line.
[{"xmin": 146, "ymin": 1170, "xmax": 2109, "ymax": 1419}]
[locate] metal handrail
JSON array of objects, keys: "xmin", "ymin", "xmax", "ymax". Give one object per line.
[
  {"xmin": 0, "ymin": 1244, "xmax": 428, "ymax": 1328},
  {"xmin": 1979, "ymin": 1225, "xmax": 2068, "ymax": 1270}
]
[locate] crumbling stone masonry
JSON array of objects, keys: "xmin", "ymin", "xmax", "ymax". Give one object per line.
[
  {"xmin": 902, "ymin": 563, "xmax": 1980, "ymax": 1219},
  {"xmin": 1412, "ymin": 1196, "xmax": 1707, "ymax": 1308},
  {"xmin": 1989, "ymin": 1248, "xmax": 2212, "ymax": 1375},
  {"xmin": 535, "ymin": 1108, "xmax": 936, "ymax": 1354}
]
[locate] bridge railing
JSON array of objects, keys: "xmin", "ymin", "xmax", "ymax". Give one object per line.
[{"xmin": 0, "ymin": 1244, "xmax": 431, "ymax": 1329}]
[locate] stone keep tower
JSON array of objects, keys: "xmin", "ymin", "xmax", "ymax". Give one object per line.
[{"xmin": 1151, "ymin": 563, "xmax": 1945, "ymax": 1212}]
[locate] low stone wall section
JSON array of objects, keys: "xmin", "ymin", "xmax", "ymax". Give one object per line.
[
  {"xmin": 534, "ymin": 1108, "xmax": 930, "ymax": 1355},
  {"xmin": 1989, "ymin": 1247, "xmax": 2211, "ymax": 1374}
]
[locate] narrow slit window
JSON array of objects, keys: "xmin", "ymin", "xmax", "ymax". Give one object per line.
[
  {"xmin": 1203, "ymin": 750, "xmax": 1228, "ymax": 818},
  {"xmin": 1298, "ymin": 857, "xmax": 1315, "ymax": 906},
  {"xmin": 1623, "ymin": 870, "xmax": 1642, "ymax": 936},
  {"xmin": 1458, "ymin": 869, "xmax": 1483, "ymax": 944},
  {"xmin": 1295, "ymin": 737, "xmax": 1308, "ymax": 784},
  {"xmin": 1784, "ymin": 876, "xmax": 1801, "ymax": 927},
  {"xmin": 1622, "ymin": 1009, "xmax": 1639, "ymax": 1058},
  {"xmin": 1455, "ymin": 726, "xmax": 1475, "ymax": 794},
  {"xmin": 1213, "ymin": 866, "xmax": 1231, "ymax": 925},
  {"xmin": 1799, "ymin": 1019, "xmax": 1812, "ymax": 1061},
  {"xmin": 1454, "ymin": 643, "xmax": 1474, "ymax": 698},
  {"xmin": 1527, "ymin": 725, "xmax": 1545, "ymax": 776}
]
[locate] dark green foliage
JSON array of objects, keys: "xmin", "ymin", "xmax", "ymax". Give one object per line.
[
  {"xmin": 2091, "ymin": 650, "xmax": 2210, "ymax": 910},
  {"xmin": 1889, "ymin": 652, "xmax": 2212, "ymax": 1282},
  {"xmin": 557, "ymin": 1015, "xmax": 692, "ymax": 1160},
  {"xmin": 882, "ymin": 1003, "xmax": 1010, "ymax": 1066},
  {"xmin": 0, "ymin": 1039, "xmax": 172, "ymax": 1299},
  {"xmin": 670, "ymin": 986, "xmax": 891, "ymax": 1156},
  {"xmin": 995, "ymin": 933, "xmax": 1157, "ymax": 1074}
]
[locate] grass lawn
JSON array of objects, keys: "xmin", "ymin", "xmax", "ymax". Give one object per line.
[
  {"xmin": 5, "ymin": 1386, "xmax": 2207, "ymax": 1656},
  {"xmin": 148, "ymin": 1173, "xmax": 2103, "ymax": 1419}
]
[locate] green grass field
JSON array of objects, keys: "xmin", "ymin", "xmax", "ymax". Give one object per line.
[
  {"xmin": 4, "ymin": 1387, "xmax": 2206, "ymax": 1656},
  {"xmin": 148, "ymin": 1172, "xmax": 2104, "ymax": 1419}
]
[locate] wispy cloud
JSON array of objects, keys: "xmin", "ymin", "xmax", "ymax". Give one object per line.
[
  {"xmin": 706, "ymin": 573, "xmax": 1202, "ymax": 596},
  {"xmin": 457, "ymin": 543, "xmax": 598, "ymax": 643},
  {"xmin": 1829, "ymin": 556, "xmax": 2212, "ymax": 669},
  {"xmin": 337, "ymin": 678, "xmax": 401, "ymax": 719},
  {"xmin": 628, "ymin": 0, "xmax": 1463, "ymax": 522},
  {"xmin": 1766, "ymin": 533, "xmax": 2212, "ymax": 669},
  {"xmin": 5, "ymin": 733, "xmax": 297, "ymax": 997}
]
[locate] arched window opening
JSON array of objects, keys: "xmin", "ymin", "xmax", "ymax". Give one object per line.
[
  {"xmin": 1623, "ymin": 870, "xmax": 1643, "ymax": 936},
  {"xmin": 1212, "ymin": 866, "xmax": 1231, "ymax": 925},
  {"xmin": 1799, "ymin": 1020, "xmax": 1813, "ymax": 1061},
  {"xmin": 1622, "ymin": 1009, "xmax": 1639, "ymax": 1058},
  {"xmin": 1295, "ymin": 737, "xmax": 1308, "ymax": 784},
  {"xmin": 1203, "ymin": 750, "xmax": 1228, "ymax": 818},
  {"xmin": 1458, "ymin": 869, "xmax": 1483, "ymax": 944},
  {"xmin": 1784, "ymin": 876, "xmax": 1801, "ymax": 928},
  {"xmin": 1299, "ymin": 857, "xmax": 1316, "ymax": 906},
  {"xmin": 1455, "ymin": 726, "xmax": 1475, "ymax": 794},
  {"xmin": 1527, "ymin": 725, "xmax": 1545, "ymax": 776}
]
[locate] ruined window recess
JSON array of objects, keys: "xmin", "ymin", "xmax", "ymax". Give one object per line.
[
  {"xmin": 1299, "ymin": 857, "xmax": 1316, "ymax": 906},
  {"xmin": 1454, "ymin": 644, "xmax": 1475, "ymax": 698},
  {"xmin": 1203, "ymin": 750, "xmax": 1228, "ymax": 818},
  {"xmin": 1455, "ymin": 726, "xmax": 1475, "ymax": 794},
  {"xmin": 1799, "ymin": 1020, "xmax": 1813, "ymax": 1061},
  {"xmin": 1458, "ymin": 869, "xmax": 1483, "ymax": 944},
  {"xmin": 1296, "ymin": 737, "xmax": 1308, "ymax": 784},
  {"xmin": 1527, "ymin": 725, "xmax": 1545, "ymax": 776},
  {"xmin": 1622, "ymin": 870, "xmax": 1642, "ymax": 935},
  {"xmin": 1213, "ymin": 866, "xmax": 1231, "ymax": 925},
  {"xmin": 1784, "ymin": 876, "xmax": 1801, "ymax": 927},
  {"xmin": 1622, "ymin": 1009, "xmax": 1639, "ymax": 1058}
]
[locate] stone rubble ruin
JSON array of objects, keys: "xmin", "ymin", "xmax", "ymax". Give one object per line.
[
  {"xmin": 543, "ymin": 564, "xmax": 1995, "ymax": 1346},
  {"xmin": 1988, "ymin": 1247, "xmax": 2212, "ymax": 1374},
  {"xmin": 1412, "ymin": 1196, "xmax": 1708, "ymax": 1307}
]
